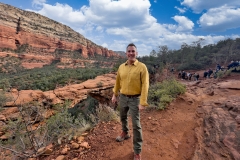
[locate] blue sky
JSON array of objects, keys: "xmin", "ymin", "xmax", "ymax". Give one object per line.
[{"xmin": 1, "ymin": 0, "xmax": 240, "ymax": 56}]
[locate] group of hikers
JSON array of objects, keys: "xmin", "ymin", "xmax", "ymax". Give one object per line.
[
  {"xmin": 176, "ymin": 60, "xmax": 240, "ymax": 81},
  {"xmin": 178, "ymin": 71, "xmax": 199, "ymax": 81}
]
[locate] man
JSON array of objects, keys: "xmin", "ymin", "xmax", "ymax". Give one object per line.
[{"xmin": 112, "ymin": 43, "xmax": 149, "ymax": 160}]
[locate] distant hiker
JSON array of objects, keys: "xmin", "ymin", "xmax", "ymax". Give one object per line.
[
  {"xmin": 178, "ymin": 71, "xmax": 182, "ymax": 79},
  {"xmin": 188, "ymin": 73, "xmax": 192, "ymax": 81},
  {"xmin": 187, "ymin": 72, "xmax": 190, "ymax": 80},
  {"xmin": 194, "ymin": 73, "xmax": 199, "ymax": 81},
  {"xmin": 112, "ymin": 43, "xmax": 149, "ymax": 160},
  {"xmin": 171, "ymin": 67, "xmax": 174, "ymax": 73},
  {"xmin": 182, "ymin": 71, "xmax": 186, "ymax": 80},
  {"xmin": 208, "ymin": 69, "xmax": 213, "ymax": 78},
  {"xmin": 196, "ymin": 73, "xmax": 199, "ymax": 81},
  {"xmin": 216, "ymin": 64, "xmax": 222, "ymax": 71},
  {"xmin": 203, "ymin": 70, "xmax": 208, "ymax": 79}
]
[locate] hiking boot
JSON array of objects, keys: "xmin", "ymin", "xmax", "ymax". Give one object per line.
[
  {"xmin": 134, "ymin": 154, "xmax": 141, "ymax": 160},
  {"xmin": 116, "ymin": 131, "xmax": 130, "ymax": 142}
]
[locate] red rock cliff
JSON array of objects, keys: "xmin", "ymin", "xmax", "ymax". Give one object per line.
[{"xmin": 0, "ymin": 3, "xmax": 119, "ymax": 59}]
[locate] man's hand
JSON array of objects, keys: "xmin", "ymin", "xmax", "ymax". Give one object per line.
[
  {"xmin": 138, "ymin": 105, "xmax": 145, "ymax": 110},
  {"xmin": 112, "ymin": 94, "xmax": 117, "ymax": 104}
]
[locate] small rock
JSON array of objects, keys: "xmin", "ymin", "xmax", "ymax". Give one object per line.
[
  {"xmin": 77, "ymin": 136, "xmax": 85, "ymax": 143},
  {"xmin": 57, "ymin": 138, "xmax": 62, "ymax": 145},
  {"xmin": 60, "ymin": 147, "xmax": 69, "ymax": 155},
  {"xmin": 36, "ymin": 147, "xmax": 45, "ymax": 155},
  {"xmin": 44, "ymin": 148, "xmax": 53, "ymax": 155},
  {"xmin": 80, "ymin": 142, "xmax": 91, "ymax": 149},
  {"xmin": 0, "ymin": 135, "xmax": 8, "ymax": 140},
  {"xmin": 81, "ymin": 132, "xmax": 88, "ymax": 136},
  {"xmin": 72, "ymin": 136, "xmax": 77, "ymax": 140},
  {"xmin": 36, "ymin": 147, "xmax": 52, "ymax": 155},
  {"xmin": 71, "ymin": 142, "xmax": 80, "ymax": 149},
  {"xmin": 0, "ymin": 115, "xmax": 6, "ymax": 121}
]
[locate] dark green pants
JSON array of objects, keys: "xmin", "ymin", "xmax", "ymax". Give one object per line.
[{"xmin": 119, "ymin": 94, "xmax": 142, "ymax": 154}]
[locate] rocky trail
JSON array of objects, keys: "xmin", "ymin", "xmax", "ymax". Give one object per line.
[{"xmin": 39, "ymin": 72, "xmax": 240, "ymax": 160}]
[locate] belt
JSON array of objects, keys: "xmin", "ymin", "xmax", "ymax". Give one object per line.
[{"xmin": 121, "ymin": 94, "xmax": 140, "ymax": 98}]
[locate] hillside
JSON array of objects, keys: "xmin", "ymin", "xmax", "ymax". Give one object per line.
[{"xmin": 0, "ymin": 3, "xmax": 121, "ymax": 71}]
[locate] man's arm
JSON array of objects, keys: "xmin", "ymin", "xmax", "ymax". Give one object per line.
[
  {"xmin": 140, "ymin": 64, "xmax": 149, "ymax": 106},
  {"xmin": 112, "ymin": 68, "xmax": 121, "ymax": 103}
]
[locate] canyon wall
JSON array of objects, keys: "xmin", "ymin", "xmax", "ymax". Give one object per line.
[{"xmin": 0, "ymin": 3, "xmax": 119, "ymax": 61}]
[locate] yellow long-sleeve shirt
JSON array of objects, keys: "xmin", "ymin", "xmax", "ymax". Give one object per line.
[{"xmin": 113, "ymin": 60, "xmax": 149, "ymax": 106}]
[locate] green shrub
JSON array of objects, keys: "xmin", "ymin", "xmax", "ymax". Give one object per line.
[
  {"xmin": 177, "ymin": 62, "xmax": 204, "ymax": 71},
  {"xmin": 0, "ymin": 90, "xmax": 12, "ymax": 110},
  {"xmin": 215, "ymin": 67, "xmax": 238, "ymax": 79},
  {"xmin": 0, "ymin": 79, "xmax": 11, "ymax": 91},
  {"xmin": 46, "ymin": 101, "xmax": 90, "ymax": 142},
  {"xmin": 89, "ymin": 104, "xmax": 119, "ymax": 124},
  {"xmin": 148, "ymin": 78, "xmax": 186, "ymax": 110},
  {"xmin": 96, "ymin": 81, "xmax": 103, "ymax": 87},
  {"xmin": 0, "ymin": 100, "xmax": 91, "ymax": 157}
]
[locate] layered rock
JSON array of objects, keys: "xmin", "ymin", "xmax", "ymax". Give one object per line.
[
  {"xmin": 5, "ymin": 73, "xmax": 116, "ymax": 107},
  {"xmin": 0, "ymin": 73, "xmax": 116, "ymax": 141},
  {"xmin": 193, "ymin": 80, "xmax": 240, "ymax": 160},
  {"xmin": 0, "ymin": 3, "xmax": 119, "ymax": 63}
]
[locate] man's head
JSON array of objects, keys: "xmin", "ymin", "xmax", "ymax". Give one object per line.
[{"xmin": 126, "ymin": 43, "xmax": 138, "ymax": 64}]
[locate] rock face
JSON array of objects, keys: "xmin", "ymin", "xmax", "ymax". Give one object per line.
[
  {"xmin": 0, "ymin": 3, "xmax": 119, "ymax": 67},
  {"xmin": 193, "ymin": 80, "xmax": 240, "ymax": 160},
  {"xmin": 5, "ymin": 73, "xmax": 116, "ymax": 107}
]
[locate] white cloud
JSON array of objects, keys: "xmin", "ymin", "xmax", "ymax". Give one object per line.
[
  {"xmin": 181, "ymin": 0, "xmax": 240, "ymax": 13},
  {"xmin": 96, "ymin": 26, "xmax": 104, "ymax": 33},
  {"xmin": 82, "ymin": 0, "xmax": 155, "ymax": 28},
  {"xmin": 174, "ymin": 6, "xmax": 186, "ymax": 13},
  {"xmin": 32, "ymin": 0, "xmax": 46, "ymax": 9},
  {"xmin": 37, "ymin": 3, "xmax": 86, "ymax": 26},
  {"xmin": 101, "ymin": 43, "xmax": 108, "ymax": 48},
  {"xmin": 172, "ymin": 16, "xmax": 194, "ymax": 32},
  {"xmin": 199, "ymin": 6, "xmax": 240, "ymax": 31}
]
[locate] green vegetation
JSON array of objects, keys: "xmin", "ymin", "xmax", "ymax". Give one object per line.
[
  {"xmin": 90, "ymin": 104, "xmax": 119, "ymax": 123},
  {"xmin": 96, "ymin": 81, "xmax": 103, "ymax": 87},
  {"xmin": 148, "ymin": 79, "xmax": 186, "ymax": 110},
  {"xmin": 0, "ymin": 90, "xmax": 8, "ymax": 110},
  {"xmin": 139, "ymin": 38, "xmax": 240, "ymax": 71},
  {"xmin": 46, "ymin": 101, "xmax": 91, "ymax": 142},
  {"xmin": 0, "ymin": 97, "xmax": 119, "ymax": 158},
  {"xmin": 0, "ymin": 56, "xmax": 24, "ymax": 73},
  {"xmin": 0, "ymin": 65, "xmax": 111, "ymax": 91},
  {"xmin": 215, "ymin": 66, "xmax": 240, "ymax": 79},
  {"xmin": 0, "ymin": 90, "xmax": 12, "ymax": 110}
]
